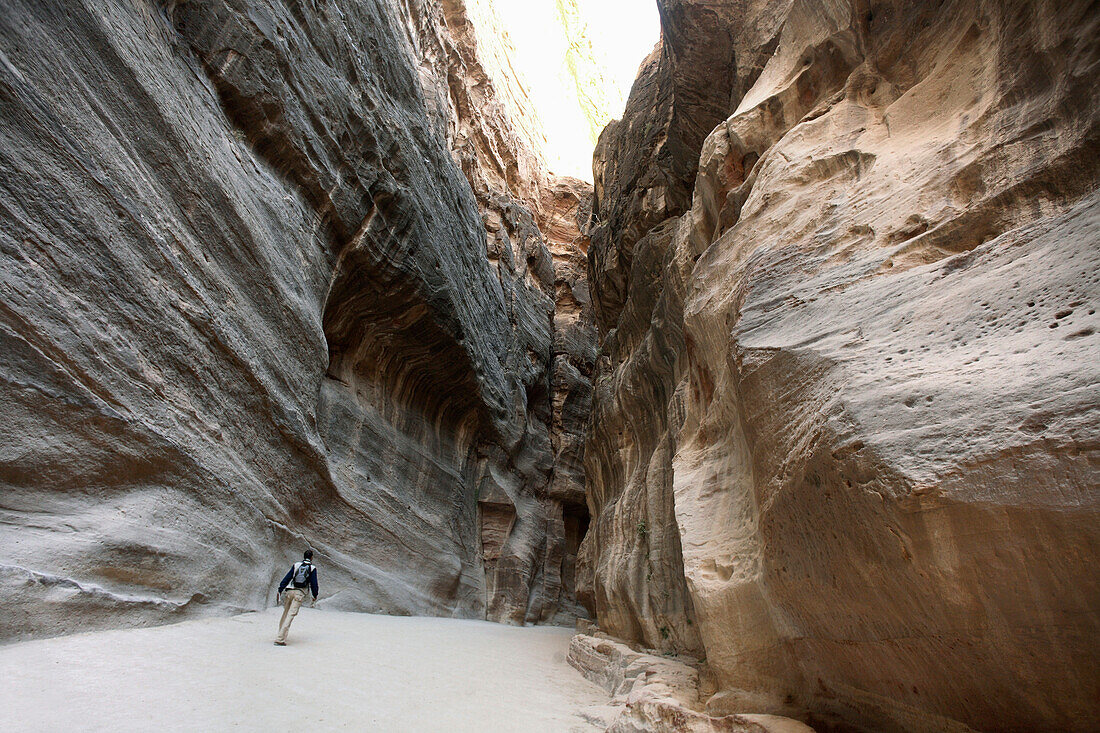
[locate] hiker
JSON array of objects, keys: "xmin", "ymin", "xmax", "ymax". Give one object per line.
[{"xmin": 274, "ymin": 549, "xmax": 318, "ymax": 645}]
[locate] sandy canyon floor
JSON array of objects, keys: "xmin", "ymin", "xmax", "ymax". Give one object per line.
[{"xmin": 0, "ymin": 610, "xmax": 610, "ymax": 731}]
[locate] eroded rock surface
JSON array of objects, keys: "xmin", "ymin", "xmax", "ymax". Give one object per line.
[
  {"xmin": 579, "ymin": 0, "xmax": 794, "ymax": 658},
  {"xmin": 582, "ymin": 0, "xmax": 1100, "ymax": 730},
  {"xmin": 568, "ymin": 632, "xmax": 814, "ymax": 733},
  {"xmin": 0, "ymin": 0, "xmax": 591, "ymax": 640}
]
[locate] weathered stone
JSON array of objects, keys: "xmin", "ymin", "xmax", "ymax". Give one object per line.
[
  {"xmin": 580, "ymin": 0, "xmax": 794, "ymax": 660},
  {"xmin": 568, "ymin": 633, "xmax": 814, "ymax": 733},
  {"xmin": 5, "ymin": 0, "xmax": 1098, "ymax": 730},
  {"xmin": 583, "ymin": 0, "xmax": 1100, "ymax": 731},
  {"xmin": 0, "ymin": 0, "xmax": 592, "ymax": 640}
]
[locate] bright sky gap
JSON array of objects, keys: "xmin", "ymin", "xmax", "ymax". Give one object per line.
[{"xmin": 489, "ymin": 0, "xmax": 662, "ymax": 181}]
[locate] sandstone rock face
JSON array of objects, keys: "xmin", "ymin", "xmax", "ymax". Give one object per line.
[
  {"xmin": 583, "ymin": 0, "xmax": 1100, "ymax": 730},
  {"xmin": 580, "ymin": 0, "xmax": 793, "ymax": 658},
  {"xmin": 568, "ymin": 632, "xmax": 814, "ymax": 733},
  {"xmin": 0, "ymin": 0, "xmax": 590, "ymax": 640}
]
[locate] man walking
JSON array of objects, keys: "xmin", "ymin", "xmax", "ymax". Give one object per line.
[{"xmin": 274, "ymin": 549, "xmax": 318, "ymax": 645}]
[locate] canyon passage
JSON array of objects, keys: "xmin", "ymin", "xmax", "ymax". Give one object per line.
[{"xmin": 0, "ymin": 1, "xmax": 1098, "ymax": 732}]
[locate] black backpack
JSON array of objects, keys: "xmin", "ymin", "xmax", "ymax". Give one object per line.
[{"xmin": 291, "ymin": 561, "xmax": 312, "ymax": 587}]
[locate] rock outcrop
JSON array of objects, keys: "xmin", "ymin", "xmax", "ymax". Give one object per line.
[
  {"xmin": 0, "ymin": 0, "xmax": 591, "ymax": 640},
  {"xmin": 568, "ymin": 632, "xmax": 814, "ymax": 733},
  {"xmin": 581, "ymin": 0, "xmax": 1100, "ymax": 731}
]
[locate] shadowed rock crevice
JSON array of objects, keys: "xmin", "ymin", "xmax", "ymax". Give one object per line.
[{"xmin": 316, "ymin": 196, "xmax": 494, "ymax": 614}]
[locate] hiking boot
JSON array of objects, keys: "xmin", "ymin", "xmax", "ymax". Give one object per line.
[{"xmin": 274, "ymin": 641, "xmax": 286, "ymax": 646}]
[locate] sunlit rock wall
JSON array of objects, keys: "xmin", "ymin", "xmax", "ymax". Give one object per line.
[
  {"xmin": 0, "ymin": 0, "xmax": 591, "ymax": 640},
  {"xmin": 582, "ymin": 0, "xmax": 1100, "ymax": 730}
]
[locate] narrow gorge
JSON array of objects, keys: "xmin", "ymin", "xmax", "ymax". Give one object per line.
[{"xmin": 1, "ymin": 0, "xmax": 1097, "ymax": 731}]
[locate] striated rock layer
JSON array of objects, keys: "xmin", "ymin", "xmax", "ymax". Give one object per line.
[
  {"xmin": 581, "ymin": 0, "xmax": 1100, "ymax": 730},
  {"xmin": 0, "ymin": 0, "xmax": 592, "ymax": 640},
  {"xmin": 580, "ymin": 0, "xmax": 794, "ymax": 660}
]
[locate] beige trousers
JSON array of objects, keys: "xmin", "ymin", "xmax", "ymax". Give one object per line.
[{"xmin": 275, "ymin": 588, "xmax": 307, "ymax": 643}]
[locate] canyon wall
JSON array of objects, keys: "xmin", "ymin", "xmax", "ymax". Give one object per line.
[
  {"xmin": 0, "ymin": 0, "xmax": 591, "ymax": 640},
  {"xmin": 4, "ymin": 0, "xmax": 1098, "ymax": 729},
  {"xmin": 581, "ymin": 0, "xmax": 1100, "ymax": 730}
]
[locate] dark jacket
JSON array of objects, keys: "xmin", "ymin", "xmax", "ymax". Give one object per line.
[{"xmin": 278, "ymin": 561, "xmax": 318, "ymax": 599}]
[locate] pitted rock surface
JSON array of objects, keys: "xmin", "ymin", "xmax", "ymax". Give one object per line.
[{"xmin": 581, "ymin": 0, "xmax": 1100, "ymax": 731}]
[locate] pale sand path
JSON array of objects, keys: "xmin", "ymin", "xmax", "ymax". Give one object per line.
[{"xmin": 0, "ymin": 609, "xmax": 609, "ymax": 732}]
